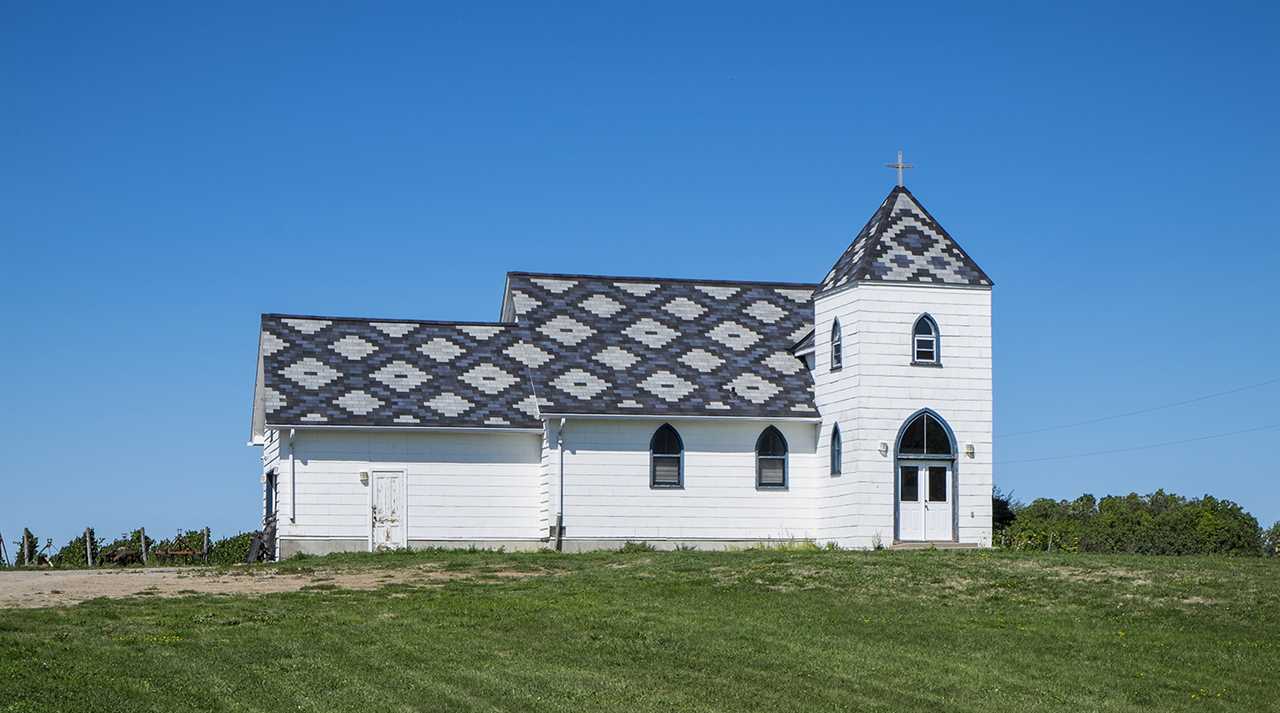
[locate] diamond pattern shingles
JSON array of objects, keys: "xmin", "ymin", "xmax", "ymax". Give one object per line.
[
  {"xmin": 260, "ymin": 315, "xmax": 539, "ymax": 429},
  {"xmin": 817, "ymin": 186, "xmax": 991, "ymax": 295},
  {"xmin": 506, "ymin": 273, "xmax": 818, "ymax": 418}
]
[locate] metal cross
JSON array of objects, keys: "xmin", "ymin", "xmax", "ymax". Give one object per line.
[{"xmin": 885, "ymin": 149, "xmax": 913, "ymax": 187}]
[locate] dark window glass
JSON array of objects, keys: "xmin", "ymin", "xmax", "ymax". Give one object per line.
[
  {"xmin": 651, "ymin": 424, "xmax": 682, "ymax": 455},
  {"xmin": 914, "ymin": 317, "xmax": 935, "ymax": 336},
  {"xmin": 650, "ymin": 424, "xmax": 684, "ymax": 487},
  {"xmin": 265, "ymin": 472, "xmax": 277, "ymax": 516},
  {"xmin": 901, "ymin": 466, "xmax": 919, "ymax": 501},
  {"xmin": 924, "ymin": 415, "xmax": 952, "ymax": 456},
  {"xmin": 758, "ymin": 458, "xmax": 786, "ymax": 486},
  {"xmin": 900, "ymin": 416, "xmax": 926, "ymax": 454},
  {"xmin": 652, "ymin": 456, "xmax": 682, "ymax": 486},
  {"xmin": 756, "ymin": 427, "xmax": 788, "ymax": 487},
  {"xmin": 831, "ymin": 320, "xmax": 843, "ymax": 370},
  {"xmin": 928, "ymin": 467, "xmax": 947, "ymax": 502},
  {"xmin": 830, "ymin": 426, "xmax": 842, "ymax": 475}
]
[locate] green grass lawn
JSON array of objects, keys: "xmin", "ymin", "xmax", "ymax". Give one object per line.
[{"xmin": 2, "ymin": 548, "xmax": 1277, "ymax": 712}]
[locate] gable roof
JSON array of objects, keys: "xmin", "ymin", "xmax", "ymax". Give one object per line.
[
  {"xmin": 253, "ymin": 314, "xmax": 540, "ymax": 432},
  {"xmin": 504, "ymin": 272, "xmax": 819, "ymax": 419},
  {"xmin": 817, "ymin": 186, "xmax": 991, "ymax": 295}
]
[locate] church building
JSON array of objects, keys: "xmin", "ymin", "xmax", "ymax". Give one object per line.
[{"xmin": 249, "ymin": 177, "xmax": 994, "ymax": 557}]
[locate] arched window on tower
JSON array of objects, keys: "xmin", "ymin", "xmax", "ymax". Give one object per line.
[
  {"xmin": 650, "ymin": 424, "xmax": 684, "ymax": 488},
  {"xmin": 756, "ymin": 426, "xmax": 789, "ymax": 488},
  {"xmin": 830, "ymin": 424, "xmax": 842, "ymax": 476},
  {"xmin": 897, "ymin": 411, "xmax": 953, "ymax": 457},
  {"xmin": 831, "ymin": 319, "xmax": 843, "ymax": 370},
  {"xmin": 912, "ymin": 315, "xmax": 939, "ymax": 365}
]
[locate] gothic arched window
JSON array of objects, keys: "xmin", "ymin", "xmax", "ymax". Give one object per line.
[
  {"xmin": 912, "ymin": 315, "xmax": 939, "ymax": 365},
  {"xmin": 650, "ymin": 423, "xmax": 684, "ymax": 488},
  {"xmin": 756, "ymin": 426, "xmax": 789, "ymax": 488},
  {"xmin": 831, "ymin": 319, "xmax": 843, "ymax": 371},
  {"xmin": 830, "ymin": 424, "xmax": 842, "ymax": 476}
]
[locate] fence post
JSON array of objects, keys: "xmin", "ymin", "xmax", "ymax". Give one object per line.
[
  {"xmin": 22, "ymin": 530, "xmax": 30, "ymax": 567},
  {"xmin": 85, "ymin": 528, "xmax": 94, "ymax": 568},
  {"xmin": 0, "ymin": 531, "xmax": 8, "ymax": 567},
  {"xmin": 202, "ymin": 528, "xmax": 210, "ymax": 564},
  {"xmin": 140, "ymin": 527, "xmax": 148, "ymax": 565}
]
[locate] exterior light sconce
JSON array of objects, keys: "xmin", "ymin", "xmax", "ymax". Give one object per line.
[
  {"xmin": 965, "ymin": 444, "xmax": 975, "ymax": 459},
  {"xmin": 878, "ymin": 442, "xmax": 889, "ymax": 457},
  {"xmin": 359, "ymin": 470, "xmax": 370, "ymax": 486}
]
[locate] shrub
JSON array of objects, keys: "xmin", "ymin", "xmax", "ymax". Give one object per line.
[
  {"xmin": 51, "ymin": 529, "xmax": 103, "ymax": 568},
  {"xmin": 619, "ymin": 541, "xmax": 656, "ymax": 553},
  {"xmin": 1264, "ymin": 522, "xmax": 1280, "ymax": 557},
  {"xmin": 209, "ymin": 531, "xmax": 256, "ymax": 566},
  {"xmin": 1005, "ymin": 490, "xmax": 1264, "ymax": 556},
  {"xmin": 992, "ymin": 486, "xmax": 1018, "ymax": 533}
]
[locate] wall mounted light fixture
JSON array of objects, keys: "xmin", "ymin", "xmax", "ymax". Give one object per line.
[
  {"xmin": 965, "ymin": 444, "xmax": 975, "ymax": 459},
  {"xmin": 878, "ymin": 442, "xmax": 889, "ymax": 457},
  {"xmin": 359, "ymin": 470, "xmax": 370, "ymax": 486}
]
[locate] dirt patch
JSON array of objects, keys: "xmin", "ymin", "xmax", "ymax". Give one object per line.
[{"xmin": 0, "ymin": 565, "xmax": 550, "ymax": 609}]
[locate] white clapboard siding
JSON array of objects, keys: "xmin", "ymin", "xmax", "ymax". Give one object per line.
[
  {"xmin": 549, "ymin": 418, "xmax": 820, "ymax": 542},
  {"xmin": 275, "ymin": 429, "xmax": 544, "ymax": 544},
  {"xmin": 814, "ymin": 282, "xmax": 993, "ymax": 548}
]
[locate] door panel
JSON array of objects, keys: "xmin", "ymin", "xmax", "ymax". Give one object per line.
[
  {"xmin": 371, "ymin": 471, "xmax": 405, "ymax": 550},
  {"xmin": 924, "ymin": 465, "xmax": 952, "ymax": 540},
  {"xmin": 898, "ymin": 465, "xmax": 923, "ymax": 541}
]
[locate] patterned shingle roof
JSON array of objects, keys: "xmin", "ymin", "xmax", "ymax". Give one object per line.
[
  {"xmin": 504, "ymin": 273, "xmax": 819, "ymax": 419},
  {"xmin": 258, "ymin": 315, "xmax": 540, "ymax": 429},
  {"xmin": 817, "ymin": 186, "xmax": 991, "ymax": 295}
]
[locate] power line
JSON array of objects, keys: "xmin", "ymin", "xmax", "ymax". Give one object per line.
[
  {"xmin": 997, "ymin": 376, "xmax": 1280, "ymax": 438},
  {"xmin": 995, "ymin": 423, "xmax": 1280, "ymax": 465}
]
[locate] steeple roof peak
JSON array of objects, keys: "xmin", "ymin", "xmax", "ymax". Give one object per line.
[{"xmin": 816, "ymin": 186, "xmax": 991, "ymax": 295}]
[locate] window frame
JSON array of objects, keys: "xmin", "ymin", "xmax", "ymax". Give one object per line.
[
  {"xmin": 911, "ymin": 314, "xmax": 941, "ymax": 367},
  {"xmin": 830, "ymin": 319, "xmax": 843, "ymax": 371},
  {"xmin": 755, "ymin": 426, "xmax": 789, "ymax": 489},
  {"xmin": 649, "ymin": 423, "xmax": 685, "ymax": 489},
  {"xmin": 830, "ymin": 424, "xmax": 842, "ymax": 476}
]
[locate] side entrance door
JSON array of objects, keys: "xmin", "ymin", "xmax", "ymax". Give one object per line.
[
  {"xmin": 899, "ymin": 461, "xmax": 953, "ymax": 541},
  {"xmin": 370, "ymin": 470, "xmax": 406, "ymax": 551}
]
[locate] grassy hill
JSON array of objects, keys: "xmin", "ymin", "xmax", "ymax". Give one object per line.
[{"xmin": 1, "ymin": 548, "xmax": 1277, "ymax": 712}]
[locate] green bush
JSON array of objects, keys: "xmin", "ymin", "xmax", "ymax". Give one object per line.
[
  {"xmin": 1265, "ymin": 522, "xmax": 1280, "ymax": 557},
  {"xmin": 209, "ymin": 531, "xmax": 256, "ymax": 566},
  {"xmin": 992, "ymin": 486, "xmax": 1019, "ymax": 533},
  {"xmin": 1005, "ymin": 490, "xmax": 1264, "ymax": 556},
  {"xmin": 51, "ymin": 529, "xmax": 102, "ymax": 568}
]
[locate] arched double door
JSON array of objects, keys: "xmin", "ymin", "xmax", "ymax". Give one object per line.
[{"xmin": 895, "ymin": 410, "xmax": 956, "ymax": 542}]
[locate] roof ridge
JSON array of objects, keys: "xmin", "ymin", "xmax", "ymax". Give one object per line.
[
  {"xmin": 507, "ymin": 271, "xmax": 818, "ymax": 289},
  {"xmin": 262, "ymin": 313, "xmax": 510, "ymax": 327}
]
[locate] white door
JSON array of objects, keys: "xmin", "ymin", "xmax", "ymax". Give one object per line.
[
  {"xmin": 899, "ymin": 463, "xmax": 925, "ymax": 540},
  {"xmin": 922, "ymin": 463, "xmax": 953, "ymax": 541},
  {"xmin": 371, "ymin": 470, "xmax": 406, "ymax": 551},
  {"xmin": 899, "ymin": 462, "xmax": 953, "ymax": 541}
]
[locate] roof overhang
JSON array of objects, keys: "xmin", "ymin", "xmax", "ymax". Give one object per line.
[
  {"xmin": 539, "ymin": 412, "xmax": 822, "ymax": 424},
  {"xmin": 266, "ymin": 423, "xmax": 544, "ymax": 434}
]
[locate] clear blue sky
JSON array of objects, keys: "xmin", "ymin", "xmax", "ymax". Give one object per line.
[{"xmin": 3, "ymin": 2, "xmax": 1278, "ymax": 551}]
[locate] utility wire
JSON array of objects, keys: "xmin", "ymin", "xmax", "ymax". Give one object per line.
[
  {"xmin": 995, "ymin": 423, "xmax": 1280, "ymax": 465},
  {"xmin": 997, "ymin": 376, "xmax": 1280, "ymax": 438}
]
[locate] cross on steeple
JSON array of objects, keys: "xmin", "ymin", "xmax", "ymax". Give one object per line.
[{"xmin": 885, "ymin": 149, "xmax": 913, "ymax": 187}]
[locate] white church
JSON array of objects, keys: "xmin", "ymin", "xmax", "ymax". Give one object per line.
[{"xmin": 249, "ymin": 176, "xmax": 994, "ymax": 558}]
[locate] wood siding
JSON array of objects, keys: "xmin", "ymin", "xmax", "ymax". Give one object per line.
[
  {"xmin": 549, "ymin": 419, "xmax": 820, "ymax": 542},
  {"xmin": 814, "ymin": 283, "xmax": 993, "ymax": 548},
  {"xmin": 275, "ymin": 430, "xmax": 544, "ymax": 545}
]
